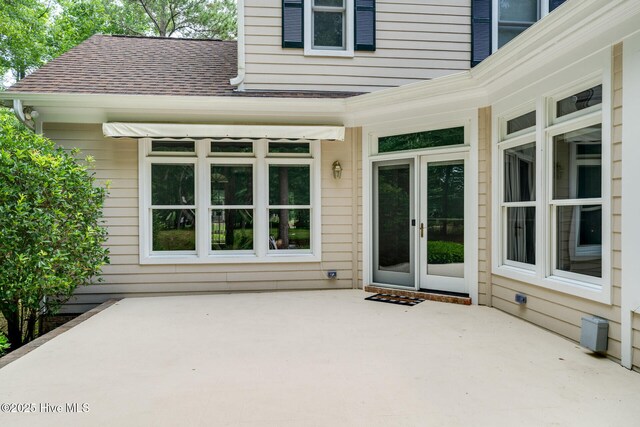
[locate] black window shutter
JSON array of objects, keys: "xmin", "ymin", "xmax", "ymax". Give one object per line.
[
  {"xmin": 471, "ymin": 0, "xmax": 492, "ymax": 67},
  {"xmin": 355, "ymin": 0, "xmax": 376, "ymax": 51},
  {"xmin": 282, "ymin": 0, "xmax": 304, "ymax": 48},
  {"xmin": 549, "ymin": 0, "xmax": 566, "ymax": 12}
]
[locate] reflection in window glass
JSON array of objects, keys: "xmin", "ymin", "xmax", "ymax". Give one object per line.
[
  {"xmin": 426, "ymin": 162, "xmax": 464, "ymax": 278},
  {"xmin": 269, "ymin": 209, "xmax": 311, "ymax": 250},
  {"xmin": 499, "ymin": 0, "xmax": 538, "ymax": 21},
  {"xmin": 151, "ymin": 164, "xmax": 195, "ymax": 205},
  {"xmin": 553, "ymin": 125, "xmax": 601, "ymax": 200},
  {"xmin": 498, "ymin": 0, "xmax": 538, "ymax": 48},
  {"xmin": 556, "ymin": 205, "xmax": 602, "ymax": 278},
  {"xmin": 506, "ymin": 207, "xmax": 535, "ymax": 264},
  {"xmin": 378, "ymin": 127, "xmax": 464, "ymax": 153},
  {"xmin": 211, "ymin": 140, "xmax": 253, "ymax": 153},
  {"xmin": 269, "ymin": 142, "xmax": 310, "ymax": 154},
  {"xmin": 313, "ymin": 0, "xmax": 345, "ymax": 49},
  {"xmin": 504, "ymin": 142, "xmax": 536, "ymax": 202},
  {"xmin": 556, "ymin": 85, "xmax": 602, "ymax": 117},
  {"xmin": 211, "ymin": 209, "xmax": 253, "ymax": 251},
  {"xmin": 211, "ymin": 165, "xmax": 253, "ymax": 205},
  {"xmin": 506, "ymin": 111, "xmax": 536, "ymax": 135},
  {"xmin": 152, "ymin": 140, "xmax": 194, "ymax": 153},
  {"xmin": 269, "ymin": 165, "xmax": 310, "ymax": 205},
  {"xmin": 152, "ymin": 209, "xmax": 196, "ymax": 251}
]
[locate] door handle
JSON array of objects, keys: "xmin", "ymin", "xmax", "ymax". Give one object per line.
[{"xmin": 420, "ymin": 223, "xmax": 425, "ymax": 238}]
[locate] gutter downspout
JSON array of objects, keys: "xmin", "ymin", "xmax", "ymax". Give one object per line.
[
  {"xmin": 12, "ymin": 99, "xmax": 35, "ymax": 131},
  {"xmin": 229, "ymin": 0, "xmax": 246, "ymax": 90}
]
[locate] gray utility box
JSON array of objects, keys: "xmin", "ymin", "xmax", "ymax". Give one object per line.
[{"xmin": 580, "ymin": 316, "xmax": 609, "ymax": 352}]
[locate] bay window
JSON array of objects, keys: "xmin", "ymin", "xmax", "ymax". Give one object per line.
[
  {"xmin": 140, "ymin": 138, "xmax": 320, "ymax": 263},
  {"xmin": 496, "ymin": 79, "xmax": 610, "ymax": 299}
]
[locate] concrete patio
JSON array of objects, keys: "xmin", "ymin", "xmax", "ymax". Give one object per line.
[{"xmin": 0, "ymin": 289, "xmax": 639, "ymax": 426}]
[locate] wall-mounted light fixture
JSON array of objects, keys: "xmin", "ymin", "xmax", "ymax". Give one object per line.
[{"xmin": 332, "ymin": 161, "xmax": 342, "ymax": 179}]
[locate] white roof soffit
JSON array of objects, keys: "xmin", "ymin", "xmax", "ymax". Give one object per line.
[{"xmin": 102, "ymin": 123, "xmax": 345, "ymax": 141}]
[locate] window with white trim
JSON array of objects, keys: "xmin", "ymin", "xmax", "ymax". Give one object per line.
[
  {"xmin": 497, "ymin": 81, "xmax": 607, "ymax": 291},
  {"xmin": 140, "ymin": 138, "xmax": 320, "ymax": 263},
  {"xmin": 312, "ymin": 0, "xmax": 346, "ymax": 50}
]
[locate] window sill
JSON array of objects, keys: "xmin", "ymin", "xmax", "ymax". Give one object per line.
[
  {"xmin": 492, "ymin": 265, "xmax": 611, "ymax": 305},
  {"xmin": 140, "ymin": 253, "xmax": 322, "ymax": 265},
  {"xmin": 303, "ymin": 48, "xmax": 354, "ymax": 58}
]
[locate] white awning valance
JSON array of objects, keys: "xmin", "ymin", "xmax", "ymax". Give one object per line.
[{"xmin": 102, "ymin": 123, "xmax": 345, "ymax": 141}]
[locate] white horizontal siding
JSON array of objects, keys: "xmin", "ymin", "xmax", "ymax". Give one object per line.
[
  {"xmin": 243, "ymin": 0, "xmax": 470, "ymax": 92},
  {"xmin": 44, "ymin": 123, "xmax": 361, "ymax": 313}
]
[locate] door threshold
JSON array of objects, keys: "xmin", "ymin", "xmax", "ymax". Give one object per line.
[{"xmin": 364, "ymin": 285, "xmax": 471, "ymax": 306}]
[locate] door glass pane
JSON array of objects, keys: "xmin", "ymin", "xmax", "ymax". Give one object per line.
[
  {"xmin": 553, "ymin": 125, "xmax": 601, "ymax": 200},
  {"xmin": 504, "ymin": 142, "xmax": 536, "ymax": 202},
  {"xmin": 377, "ymin": 165, "xmax": 411, "ymax": 274},
  {"xmin": 378, "ymin": 127, "xmax": 464, "ymax": 154},
  {"xmin": 427, "ymin": 162, "xmax": 464, "ymax": 278},
  {"xmin": 556, "ymin": 205, "xmax": 602, "ymax": 278},
  {"xmin": 506, "ymin": 207, "xmax": 535, "ymax": 264}
]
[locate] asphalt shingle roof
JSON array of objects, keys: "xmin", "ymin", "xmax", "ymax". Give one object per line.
[{"xmin": 6, "ymin": 35, "xmax": 360, "ymax": 99}]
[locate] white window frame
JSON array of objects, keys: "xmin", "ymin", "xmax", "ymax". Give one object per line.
[
  {"xmin": 492, "ymin": 0, "xmax": 548, "ymax": 53},
  {"xmin": 304, "ymin": 0, "xmax": 354, "ymax": 57},
  {"xmin": 498, "ymin": 109, "xmax": 537, "ymax": 271},
  {"xmin": 139, "ymin": 138, "xmax": 322, "ymax": 264},
  {"xmin": 492, "ymin": 48, "xmax": 612, "ymax": 304}
]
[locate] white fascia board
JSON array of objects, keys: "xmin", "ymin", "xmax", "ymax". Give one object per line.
[{"xmin": 0, "ymin": 93, "xmax": 348, "ymax": 124}]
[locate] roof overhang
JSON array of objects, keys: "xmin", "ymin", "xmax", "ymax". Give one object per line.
[
  {"xmin": 1, "ymin": 0, "xmax": 639, "ymax": 129},
  {"xmin": 103, "ymin": 122, "xmax": 345, "ymax": 141}
]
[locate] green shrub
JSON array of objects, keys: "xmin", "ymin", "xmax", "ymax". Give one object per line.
[
  {"xmin": 0, "ymin": 332, "xmax": 9, "ymax": 356},
  {"xmin": 0, "ymin": 109, "xmax": 109, "ymax": 349},
  {"xmin": 427, "ymin": 241, "xmax": 464, "ymax": 264}
]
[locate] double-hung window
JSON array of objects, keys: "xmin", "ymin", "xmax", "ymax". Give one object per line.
[
  {"xmin": 141, "ymin": 138, "xmax": 320, "ymax": 263},
  {"xmin": 283, "ymin": 0, "xmax": 375, "ymax": 54},
  {"xmin": 496, "ymin": 80, "xmax": 609, "ymax": 301},
  {"xmin": 497, "ymin": 0, "xmax": 540, "ymax": 48},
  {"xmin": 312, "ymin": 0, "xmax": 346, "ymax": 50},
  {"xmin": 499, "ymin": 110, "xmax": 537, "ymax": 268}
]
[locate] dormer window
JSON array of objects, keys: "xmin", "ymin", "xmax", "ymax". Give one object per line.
[{"xmin": 282, "ymin": 0, "xmax": 375, "ymax": 55}]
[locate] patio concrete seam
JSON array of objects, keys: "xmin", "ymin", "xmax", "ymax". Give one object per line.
[{"xmin": 0, "ymin": 298, "xmax": 121, "ymax": 369}]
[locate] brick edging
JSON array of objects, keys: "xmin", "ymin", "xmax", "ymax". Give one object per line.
[{"xmin": 0, "ymin": 299, "xmax": 121, "ymax": 369}]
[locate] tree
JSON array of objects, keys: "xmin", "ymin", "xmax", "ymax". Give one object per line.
[
  {"xmin": 2, "ymin": 0, "xmax": 237, "ymax": 88},
  {"xmin": 0, "ymin": 109, "xmax": 110, "ymax": 349},
  {"xmin": 120, "ymin": 0, "xmax": 237, "ymax": 39},
  {"xmin": 0, "ymin": 0, "xmax": 51, "ymax": 81}
]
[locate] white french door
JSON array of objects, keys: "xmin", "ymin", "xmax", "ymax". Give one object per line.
[
  {"xmin": 371, "ymin": 152, "xmax": 470, "ymax": 294},
  {"xmin": 418, "ymin": 153, "xmax": 469, "ymax": 294}
]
